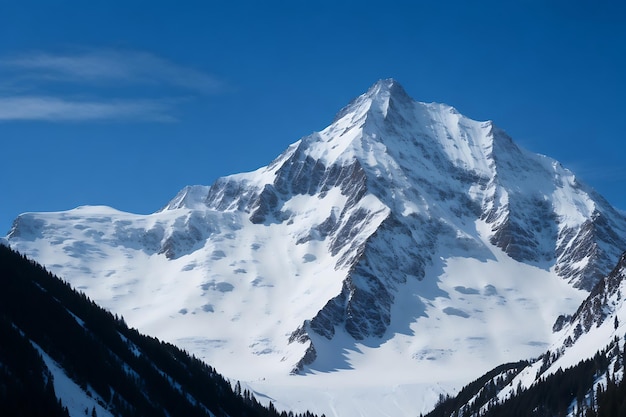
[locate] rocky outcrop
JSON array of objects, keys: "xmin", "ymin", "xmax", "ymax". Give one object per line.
[{"xmin": 557, "ymin": 251, "xmax": 626, "ymax": 345}]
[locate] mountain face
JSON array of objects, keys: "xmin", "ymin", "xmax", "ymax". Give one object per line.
[
  {"xmin": 425, "ymin": 251, "xmax": 626, "ymax": 417},
  {"xmin": 0, "ymin": 245, "xmax": 317, "ymax": 417},
  {"xmin": 6, "ymin": 79, "xmax": 626, "ymax": 417}
]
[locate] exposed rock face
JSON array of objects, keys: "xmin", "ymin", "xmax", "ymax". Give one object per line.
[
  {"xmin": 557, "ymin": 251, "xmax": 626, "ymax": 345},
  {"xmin": 555, "ymin": 208, "xmax": 626, "ymax": 290}
]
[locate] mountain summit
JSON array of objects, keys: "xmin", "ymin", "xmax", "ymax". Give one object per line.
[{"xmin": 6, "ymin": 80, "xmax": 626, "ymax": 417}]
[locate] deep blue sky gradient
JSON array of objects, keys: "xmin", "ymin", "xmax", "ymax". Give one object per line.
[{"xmin": 1, "ymin": 0, "xmax": 625, "ymax": 233}]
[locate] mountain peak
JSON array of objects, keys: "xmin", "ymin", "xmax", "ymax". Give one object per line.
[
  {"xmin": 332, "ymin": 78, "xmax": 412, "ymax": 123},
  {"xmin": 365, "ymin": 78, "xmax": 409, "ymax": 100},
  {"xmin": 160, "ymin": 184, "xmax": 211, "ymax": 211}
]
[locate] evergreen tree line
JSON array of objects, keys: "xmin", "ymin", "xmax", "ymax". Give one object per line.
[
  {"xmin": 0, "ymin": 315, "xmax": 69, "ymax": 416},
  {"xmin": 0, "ymin": 245, "xmax": 323, "ymax": 417},
  {"xmin": 423, "ymin": 361, "xmax": 528, "ymax": 417}
]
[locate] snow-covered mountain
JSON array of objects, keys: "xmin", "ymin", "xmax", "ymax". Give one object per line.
[{"xmin": 6, "ymin": 79, "xmax": 626, "ymax": 416}]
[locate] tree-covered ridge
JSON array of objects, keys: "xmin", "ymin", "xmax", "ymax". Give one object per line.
[
  {"xmin": 425, "ymin": 337, "xmax": 626, "ymax": 417},
  {"xmin": 423, "ymin": 361, "xmax": 528, "ymax": 417},
  {"xmin": 0, "ymin": 245, "xmax": 322, "ymax": 417}
]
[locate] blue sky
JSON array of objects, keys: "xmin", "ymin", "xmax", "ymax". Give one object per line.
[{"xmin": 1, "ymin": 0, "xmax": 625, "ymax": 233}]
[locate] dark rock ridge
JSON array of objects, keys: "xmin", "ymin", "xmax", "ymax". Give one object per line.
[{"xmin": 556, "ymin": 250, "xmax": 626, "ymax": 346}]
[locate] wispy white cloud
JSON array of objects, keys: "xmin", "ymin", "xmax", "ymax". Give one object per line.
[
  {"xmin": 0, "ymin": 96, "xmax": 176, "ymax": 122},
  {"xmin": 0, "ymin": 48, "xmax": 225, "ymax": 122},
  {"xmin": 1, "ymin": 49, "xmax": 224, "ymax": 94}
]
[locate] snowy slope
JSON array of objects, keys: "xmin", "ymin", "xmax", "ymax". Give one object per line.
[
  {"xmin": 33, "ymin": 343, "xmax": 114, "ymax": 417},
  {"xmin": 512, "ymin": 251, "xmax": 626, "ymax": 393},
  {"xmin": 425, "ymin": 251, "xmax": 626, "ymax": 417},
  {"xmin": 6, "ymin": 79, "xmax": 626, "ymax": 417}
]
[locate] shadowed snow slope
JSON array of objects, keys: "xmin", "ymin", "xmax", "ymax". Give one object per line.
[{"xmin": 6, "ymin": 79, "xmax": 626, "ymax": 417}]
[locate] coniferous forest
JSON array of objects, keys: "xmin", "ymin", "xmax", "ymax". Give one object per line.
[
  {"xmin": 425, "ymin": 340, "xmax": 626, "ymax": 417},
  {"xmin": 0, "ymin": 245, "xmax": 322, "ymax": 417}
]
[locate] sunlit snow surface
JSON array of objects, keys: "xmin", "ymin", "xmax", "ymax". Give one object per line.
[{"xmin": 7, "ymin": 80, "xmax": 626, "ymax": 417}]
